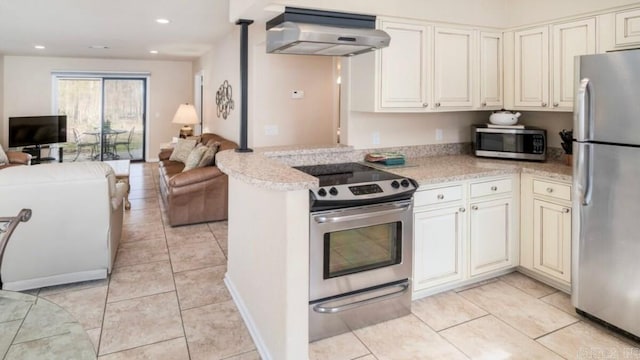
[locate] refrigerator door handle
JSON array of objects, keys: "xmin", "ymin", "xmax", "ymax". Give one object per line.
[
  {"xmin": 575, "ymin": 78, "xmax": 592, "ymax": 141},
  {"xmin": 576, "ymin": 142, "xmax": 593, "ymax": 206}
]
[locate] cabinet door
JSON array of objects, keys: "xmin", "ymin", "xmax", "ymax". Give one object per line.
[
  {"xmin": 514, "ymin": 26, "xmax": 549, "ymax": 108},
  {"xmin": 532, "ymin": 199, "xmax": 571, "ymax": 283},
  {"xmin": 552, "ymin": 19, "xmax": 596, "ymax": 109},
  {"xmin": 433, "ymin": 27, "xmax": 473, "ymax": 109},
  {"xmin": 379, "ymin": 21, "xmax": 430, "ymax": 109},
  {"xmin": 414, "ymin": 205, "xmax": 465, "ymax": 290},
  {"xmin": 615, "ymin": 8, "xmax": 640, "ymax": 46},
  {"xmin": 469, "ymin": 197, "xmax": 513, "ymax": 276},
  {"xmin": 479, "ymin": 31, "xmax": 503, "ymax": 109}
]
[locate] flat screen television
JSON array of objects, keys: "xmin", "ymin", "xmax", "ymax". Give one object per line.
[{"xmin": 8, "ymin": 115, "xmax": 67, "ymax": 148}]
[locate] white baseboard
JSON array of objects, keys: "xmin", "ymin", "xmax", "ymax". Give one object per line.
[
  {"xmin": 225, "ymin": 275, "xmax": 273, "ymax": 360},
  {"xmin": 411, "ymin": 267, "xmax": 516, "ymax": 300},
  {"xmin": 2, "ymin": 269, "xmax": 107, "ymax": 291}
]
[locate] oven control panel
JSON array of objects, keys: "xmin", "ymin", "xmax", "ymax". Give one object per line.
[{"xmin": 349, "ymin": 184, "xmax": 383, "ymax": 196}]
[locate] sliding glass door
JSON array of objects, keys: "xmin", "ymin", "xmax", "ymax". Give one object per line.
[{"xmin": 55, "ymin": 75, "xmax": 146, "ymax": 162}]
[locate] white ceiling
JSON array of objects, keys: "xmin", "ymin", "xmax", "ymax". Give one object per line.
[{"xmin": 0, "ymin": 0, "xmax": 235, "ymax": 61}]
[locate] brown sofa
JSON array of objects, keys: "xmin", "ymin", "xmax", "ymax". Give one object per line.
[
  {"xmin": 0, "ymin": 151, "xmax": 31, "ymax": 170},
  {"xmin": 158, "ymin": 133, "xmax": 237, "ymax": 226}
]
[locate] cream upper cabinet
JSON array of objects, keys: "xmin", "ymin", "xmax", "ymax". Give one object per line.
[
  {"xmin": 479, "ymin": 31, "xmax": 503, "ymax": 109},
  {"xmin": 350, "ymin": 19, "xmax": 431, "ymax": 112},
  {"xmin": 615, "ymin": 8, "xmax": 640, "ymax": 46},
  {"xmin": 349, "ymin": 17, "xmax": 503, "ymax": 113},
  {"xmin": 379, "ymin": 21, "xmax": 431, "ymax": 109},
  {"xmin": 433, "ymin": 26, "xmax": 474, "ymax": 110},
  {"xmin": 520, "ymin": 174, "xmax": 572, "ymax": 291},
  {"xmin": 552, "ymin": 19, "xmax": 596, "ymax": 109},
  {"xmin": 514, "ymin": 26, "xmax": 550, "ymax": 108},
  {"xmin": 512, "ymin": 19, "xmax": 595, "ymax": 111}
]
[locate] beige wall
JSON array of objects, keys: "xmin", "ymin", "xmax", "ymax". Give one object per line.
[
  {"xmin": 194, "ymin": 21, "xmax": 336, "ymax": 148},
  {"xmin": 1, "ymin": 56, "xmax": 193, "ymax": 160}
]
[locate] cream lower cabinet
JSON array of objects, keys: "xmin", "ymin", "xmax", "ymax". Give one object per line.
[
  {"xmin": 413, "ymin": 175, "xmax": 518, "ymax": 297},
  {"xmin": 413, "ymin": 184, "xmax": 465, "ymax": 291},
  {"xmin": 520, "ymin": 174, "xmax": 572, "ymax": 291},
  {"xmin": 468, "ymin": 176, "xmax": 517, "ymax": 276}
]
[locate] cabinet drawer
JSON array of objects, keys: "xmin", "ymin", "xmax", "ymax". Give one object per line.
[
  {"xmin": 533, "ymin": 179, "xmax": 571, "ymax": 201},
  {"xmin": 470, "ymin": 178, "xmax": 512, "ymax": 198},
  {"xmin": 415, "ymin": 185, "xmax": 463, "ymax": 207}
]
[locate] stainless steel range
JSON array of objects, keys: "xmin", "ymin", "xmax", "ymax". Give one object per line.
[{"xmin": 294, "ymin": 162, "xmax": 418, "ymax": 341}]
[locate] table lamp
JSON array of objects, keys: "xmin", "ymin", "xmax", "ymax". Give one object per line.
[{"xmin": 172, "ymin": 103, "xmax": 198, "ymax": 138}]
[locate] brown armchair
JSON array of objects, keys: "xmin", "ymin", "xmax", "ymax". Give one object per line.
[
  {"xmin": 0, "ymin": 151, "xmax": 32, "ymax": 170},
  {"xmin": 158, "ymin": 134, "xmax": 237, "ymax": 226}
]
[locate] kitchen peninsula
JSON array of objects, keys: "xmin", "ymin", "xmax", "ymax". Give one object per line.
[{"xmin": 215, "ymin": 145, "xmax": 571, "ymax": 360}]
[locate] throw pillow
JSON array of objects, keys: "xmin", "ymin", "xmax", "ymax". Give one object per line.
[
  {"xmin": 0, "ymin": 144, "xmax": 8, "ymax": 165},
  {"xmin": 198, "ymin": 141, "xmax": 221, "ymax": 167},
  {"xmin": 182, "ymin": 144, "xmax": 209, "ymax": 172},
  {"xmin": 169, "ymin": 138, "xmax": 197, "ymax": 163}
]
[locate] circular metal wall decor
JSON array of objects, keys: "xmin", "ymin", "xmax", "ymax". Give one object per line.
[{"xmin": 216, "ymin": 80, "xmax": 234, "ymax": 119}]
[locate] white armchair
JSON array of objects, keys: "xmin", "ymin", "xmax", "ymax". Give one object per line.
[{"xmin": 0, "ymin": 162, "xmax": 126, "ymax": 291}]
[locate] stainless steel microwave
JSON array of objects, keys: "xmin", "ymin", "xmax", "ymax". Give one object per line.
[{"xmin": 471, "ymin": 125, "xmax": 546, "ymax": 161}]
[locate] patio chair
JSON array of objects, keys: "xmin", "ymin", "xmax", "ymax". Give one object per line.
[
  {"xmin": 72, "ymin": 128, "xmax": 99, "ymax": 161},
  {"xmin": 113, "ymin": 126, "xmax": 135, "ymax": 159}
]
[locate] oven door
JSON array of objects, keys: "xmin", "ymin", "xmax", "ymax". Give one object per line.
[{"xmin": 309, "ymin": 199, "xmax": 413, "ymax": 301}]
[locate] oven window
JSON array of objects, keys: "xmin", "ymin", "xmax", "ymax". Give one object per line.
[{"xmin": 323, "ymin": 222, "xmax": 402, "ymax": 279}]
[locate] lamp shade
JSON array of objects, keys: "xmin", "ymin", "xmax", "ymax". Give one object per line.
[{"xmin": 172, "ymin": 104, "xmax": 198, "ymax": 125}]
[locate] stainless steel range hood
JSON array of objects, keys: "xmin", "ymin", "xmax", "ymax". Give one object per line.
[{"xmin": 266, "ymin": 7, "xmax": 390, "ymax": 57}]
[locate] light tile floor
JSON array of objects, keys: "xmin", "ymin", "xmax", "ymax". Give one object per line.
[{"xmin": 21, "ymin": 162, "xmax": 639, "ymax": 359}]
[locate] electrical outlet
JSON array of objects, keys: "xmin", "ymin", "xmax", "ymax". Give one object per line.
[
  {"xmin": 435, "ymin": 128, "xmax": 444, "ymax": 141},
  {"xmin": 372, "ymin": 131, "xmax": 381, "ymax": 145},
  {"xmin": 291, "ymin": 90, "xmax": 304, "ymax": 99},
  {"xmin": 264, "ymin": 125, "xmax": 279, "ymax": 136}
]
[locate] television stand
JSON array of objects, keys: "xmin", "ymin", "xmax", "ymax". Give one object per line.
[{"xmin": 22, "ymin": 145, "xmax": 63, "ymax": 165}]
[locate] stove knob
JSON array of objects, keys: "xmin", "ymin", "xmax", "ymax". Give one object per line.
[
  {"xmin": 329, "ymin": 187, "xmax": 339, "ymax": 196},
  {"xmin": 391, "ymin": 180, "xmax": 400, "ymax": 189},
  {"xmin": 401, "ymin": 179, "xmax": 411, "ymax": 188},
  {"xmin": 317, "ymin": 188, "xmax": 327, "ymax": 197}
]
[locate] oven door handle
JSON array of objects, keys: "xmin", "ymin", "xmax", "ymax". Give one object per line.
[
  {"xmin": 313, "ymin": 202, "xmax": 412, "ymax": 224},
  {"xmin": 312, "ymin": 281, "xmax": 409, "ymax": 314}
]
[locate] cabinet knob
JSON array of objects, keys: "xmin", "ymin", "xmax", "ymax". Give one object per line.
[
  {"xmin": 435, "ymin": 102, "xmax": 441, "ymax": 107},
  {"xmin": 563, "ymin": 208, "xmax": 570, "ymax": 213},
  {"xmin": 459, "ymin": 207, "xmax": 466, "ymax": 213},
  {"xmin": 437, "ymin": 194, "xmax": 444, "ymax": 200},
  {"xmin": 546, "ymin": 187, "xmax": 554, "ymax": 193},
  {"xmin": 472, "ymin": 205, "xmax": 479, "ymax": 210},
  {"xmin": 542, "ymin": 102, "xmax": 548, "ymax": 107},
  {"xmin": 553, "ymin": 103, "xmax": 559, "ymax": 107},
  {"xmin": 491, "ymin": 186, "xmax": 498, "ymax": 191},
  {"xmin": 481, "ymin": 102, "xmax": 487, "ymax": 107},
  {"xmin": 422, "ymin": 103, "xmax": 429, "ymax": 107}
]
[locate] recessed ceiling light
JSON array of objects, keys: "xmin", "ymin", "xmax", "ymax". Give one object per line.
[
  {"xmin": 156, "ymin": 18, "xmax": 170, "ymax": 24},
  {"xmin": 89, "ymin": 45, "xmax": 109, "ymax": 49},
  {"xmin": 149, "ymin": 50, "xmax": 158, "ymax": 54},
  {"xmin": 34, "ymin": 45, "xmax": 45, "ymax": 50}
]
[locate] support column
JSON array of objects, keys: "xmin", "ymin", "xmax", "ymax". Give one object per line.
[{"xmin": 235, "ymin": 19, "xmax": 254, "ymax": 153}]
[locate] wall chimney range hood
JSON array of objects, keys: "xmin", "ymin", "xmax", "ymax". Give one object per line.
[{"xmin": 266, "ymin": 7, "xmax": 390, "ymax": 56}]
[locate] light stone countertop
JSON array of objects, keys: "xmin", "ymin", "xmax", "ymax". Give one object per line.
[{"xmin": 216, "ymin": 148, "xmax": 572, "ymax": 191}]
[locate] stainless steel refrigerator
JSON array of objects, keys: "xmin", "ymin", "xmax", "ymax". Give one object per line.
[{"xmin": 573, "ymin": 49, "xmax": 640, "ymax": 339}]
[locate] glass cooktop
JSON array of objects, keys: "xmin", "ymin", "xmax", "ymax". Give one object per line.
[{"xmin": 294, "ymin": 162, "xmax": 402, "ymax": 187}]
